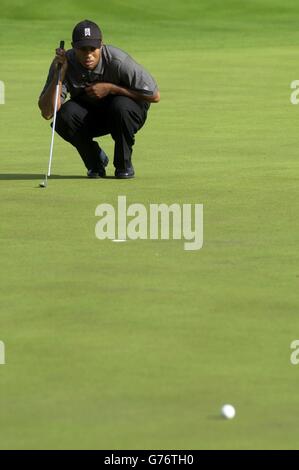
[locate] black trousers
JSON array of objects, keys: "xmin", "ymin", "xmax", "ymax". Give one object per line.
[{"xmin": 55, "ymin": 95, "xmax": 149, "ymax": 171}]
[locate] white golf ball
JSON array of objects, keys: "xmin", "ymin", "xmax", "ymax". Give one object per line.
[{"xmin": 221, "ymin": 404, "xmax": 236, "ymax": 420}]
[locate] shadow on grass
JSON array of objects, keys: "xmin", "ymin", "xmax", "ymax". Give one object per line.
[
  {"xmin": 207, "ymin": 415, "xmax": 227, "ymax": 421},
  {"xmin": 0, "ymin": 173, "xmax": 85, "ymax": 180},
  {"xmin": 0, "ymin": 174, "xmax": 117, "ymax": 180}
]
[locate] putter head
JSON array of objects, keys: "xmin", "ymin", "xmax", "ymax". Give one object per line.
[{"xmin": 39, "ymin": 178, "xmax": 47, "ymax": 188}]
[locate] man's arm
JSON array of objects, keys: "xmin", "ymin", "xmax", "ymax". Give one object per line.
[
  {"xmin": 85, "ymin": 82, "xmax": 160, "ymax": 103},
  {"xmin": 111, "ymin": 84, "xmax": 160, "ymax": 103},
  {"xmin": 38, "ymin": 72, "xmax": 64, "ymax": 120},
  {"xmin": 38, "ymin": 48, "xmax": 68, "ymax": 120}
]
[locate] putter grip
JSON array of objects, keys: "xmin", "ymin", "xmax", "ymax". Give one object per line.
[{"xmin": 57, "ymin": 40, "xmax": 65, "ymax": 72}]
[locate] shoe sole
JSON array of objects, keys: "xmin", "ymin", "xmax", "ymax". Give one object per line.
[
  {"xmin": 87, "ymin": 174, "xmax": 106, "ymax": 179},
  {"xmin": 115, "ymin": 174, "xmax": 135, "ymax": 179}
]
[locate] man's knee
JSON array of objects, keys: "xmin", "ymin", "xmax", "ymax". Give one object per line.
[
  {"xmin": 56, "ymin": 102, "xmax": 72, "ymax": 133},
  {"xmin": 109, "ymin": 96, "xmax": 144, "ymax": 135},
  {"xmin": 55, "ymin": 101, "xmax": 87, "ymax": 140},
  {"xmin": 110, "ymin": 96, "xmax": 132, "ymax": 119},
  {"xmin": 57, "ymin": 101, "xmax": 80, "ymax": 124}
]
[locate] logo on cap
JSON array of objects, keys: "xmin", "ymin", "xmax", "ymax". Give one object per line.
[{"xmin": 84, "ymin": 28, "xmax": 91, "ymax": 37}]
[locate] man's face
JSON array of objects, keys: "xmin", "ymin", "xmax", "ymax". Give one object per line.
[{"xmin": 74, "ymin": 46, "xmax": 101, "ymax": 70}]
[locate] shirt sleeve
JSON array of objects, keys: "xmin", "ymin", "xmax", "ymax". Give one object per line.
[
  {"xmin": 39, "ymin": 62, "xmax": 68, "ymax": 103},
  {"xmin": 118, "ymin": 55, "xmax": 158, "ymax": 96}
]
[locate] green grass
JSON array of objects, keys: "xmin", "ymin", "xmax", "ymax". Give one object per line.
[{"xmin": 1, "ymin": 0, "xmax": 299, "ymax": 450}]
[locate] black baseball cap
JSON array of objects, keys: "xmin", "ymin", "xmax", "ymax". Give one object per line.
[{"xmin": 72, "ymin": 20, "xmax": 102, "ymax": 48}]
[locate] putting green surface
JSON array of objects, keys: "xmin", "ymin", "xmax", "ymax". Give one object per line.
[{"xmin": 1, "ymin": 0, "xmax": 299, "ymax": 450}]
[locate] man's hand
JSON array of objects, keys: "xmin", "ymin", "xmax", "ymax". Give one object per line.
[
  {"xmin": 53, "ymin": 47, "xmax": 68, "ymax": 80},
  {"xmin": 85, "ymin": 82, "xmax": 112, "ymax": 100}
]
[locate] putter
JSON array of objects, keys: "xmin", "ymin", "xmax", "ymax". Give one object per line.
[{"xmin": 40, "ymin": 40, "xmax": 65, "ymax": 188}]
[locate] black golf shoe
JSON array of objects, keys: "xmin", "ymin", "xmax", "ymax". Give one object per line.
[
  {"xmin": 87, "ymin": 148, "xmax": 109, "ymax": 178},
  {"xmin": 87, "ymin": 168, "xmax": 106, "ymax": 178},
  {"xmin": 115, "ymin": 165, "xmax": 135, "ymax": 179},
  {"xmin": 99, "ymin": 148, "xmax": 109, "ymax": 168}
]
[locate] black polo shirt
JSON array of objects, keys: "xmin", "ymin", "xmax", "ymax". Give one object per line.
[{"xmin": 40, "ymin": 44, "xmax": 158, "ymax": 107}]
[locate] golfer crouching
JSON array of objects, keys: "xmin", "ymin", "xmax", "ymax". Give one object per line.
[{"xmin": 38, "ymin": 19, "xmax": 160, "ymax": 179}]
